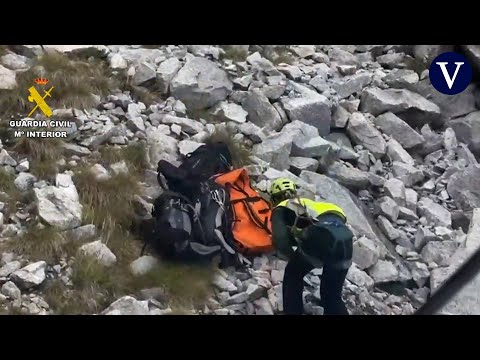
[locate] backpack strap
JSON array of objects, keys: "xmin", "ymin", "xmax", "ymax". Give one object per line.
[{"xmin": 228, "ymin": 183, "xmax": 272, "ymax": 235}]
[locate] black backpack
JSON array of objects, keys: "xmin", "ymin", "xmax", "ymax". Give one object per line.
[
  {"xmin": 157, "ymin": 142, "xmax": 233, "ymax": 198},
  {"xmin": 144, "ymin": 142, "xmax": 238, "ymax": 265}
]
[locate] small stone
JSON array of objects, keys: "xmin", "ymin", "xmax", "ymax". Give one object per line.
[
  {"xmin": 213, "ymin": 275, "xmax": 238, "ymax": 292},
  {"xmin": 226, "ymin": 292, "xmax": 249, "ymax": 305},
  {"xmin": 353, "ymin": 237, "xmax": 380, "ymax": 270},
  {"xmin": 377, "ymin": 216, "xmax": 400, "ymax": 241},
  {"xmin": 213, "ymin": 308, "xmax": 229, "ymax": 315},
  {"xmin": 368, "ymin": 260, "xmax": 400, "ymax": 284},
  {"xmin": 378, "ymin": 196, "xmax": 400, "ymax": 222},
  {"xmin": 421, "ymin": 241, "xmax": 457, "ymax": 266},
  {"xmin": 398, "ymin": 207, "xmax": 419, "ymax": 221},
  {"xmin": 10, "ymin": 261, "xmax": 46, "ymax": 290},
  {"xmin": 130, "ymin": 256, "xmax": 159, "ymax": 276},
  {"xmin": 0, "ymin": 261, "xmax": 22, "ymax": 277},
  {"xmin": 1, "ymin": 281, "xmax": 21, "ymax": 300},
  {"xmin": 384, "ymin": 178, "xmax": 406, "ymax": 207},
  {"xmin": 246, "ymin": 284, "xmax": 267, "ymax": 301},
  {"xmin": 78, "ymin": 240, "xmax": 117, "ymax": 267}
]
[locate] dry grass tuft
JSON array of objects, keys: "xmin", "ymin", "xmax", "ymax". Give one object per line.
[
  {"xmin": 0, "ymin": 223, "xmax": 95, "ymax": 264},
  {"xmin": 205, "ymin": 127, "xmax": 253, "ymax": 168},
  {"xmin": 220, "ymin": 46, "xmax": 249, "ymax": 62},
  {"xmin": 0, "ymin": 167, "xmax": 30, "ymax": 217},
  {"xmin": 12, "ymin": 131, "xmax": 64, "ymax": 179},
  {"xmin": 44, "ymin": 254, "xmax": 214, "ymax": 315},
  {"xmin": 74, "ymin": 168, "xmax": 140, "ymax": 230},
  {"xmin": 0, "ymin": 50, "xmax": 118, "ymax": 116}
]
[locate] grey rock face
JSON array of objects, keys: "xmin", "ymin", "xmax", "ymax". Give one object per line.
[
  {"xmin": 347, "ymin": 112, "xmax": 387, "ymax": 157},
  {"xmin": 374, "ymin": 112, "xmax": 424, "ymax": 149},
  {"xmin": 447, "ymin": 165, "xmax": 480, "ymax": 211},
  {"xmin": 170, "ymin": 57, "xmax": 233, "ymax": 110},
  {"xmin": 360, "ymin": 88, "xmax": 441, "ymax": 127}
]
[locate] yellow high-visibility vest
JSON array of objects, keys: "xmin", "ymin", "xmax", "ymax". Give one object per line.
[{"xmin": 276, "ymin": 197, "xmax": 347, "ymax": 221}]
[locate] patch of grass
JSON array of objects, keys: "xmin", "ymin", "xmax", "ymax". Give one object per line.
[
  {"xmin": 404, "ymin": 56, "xmax": 428, "ymax": 76},
  {"xmin": 0, "ymin": 45, "xmax": 8, "ymax": 57},
  {"xmin": 97, "ymin": 142, "xmax": 148, "ymax": 175},
  {"xmin": 0, "ymin": 50, "xmax": 119, "ymax": 116},
  {"xmin": 205, "ymin": 127, "xmax": 253, "ymax": 168},
  {"xmin": 220, "ymin": 46, "xmax": 248, "ymax": 62},
  {"xmin": 263, "ymin": 46, "xmax": 295, "ymax": 65},
  {"xmin": 0, "ymin": 305, "xmax": 26, "ymax": 315},
  {"xmin": 12, "ymin": 131, "xmax": 64, "ymax": 179},
  {"xmin": 73, "ymin": 168, "xmax": 140, "ymax": 230},
  {"xmin": 44, "ymin": 254, "xmax": 215, "ymax": 315},
  {"xmin": 1, "ymin": 223, "xmax": 93, "ymax": 264},
  {"xmin": 0, "ymin": 167, "xmax": 21, "ymax": 217}
]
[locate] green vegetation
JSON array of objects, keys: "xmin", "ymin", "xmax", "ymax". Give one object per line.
[
  {"xmin": 0, "ymin": 50, "xmax": 119, "ymax": 116},
  {"xmin": 44, "ymin": 255, "xmax": 214, "ymax": 315},
  {"xmin": 13, "ymin": 131, "xmax": 64, "ymax": 180},
  {"xmin": 220, "ymin": 45, "xmax": 249, "ymax": 62}
]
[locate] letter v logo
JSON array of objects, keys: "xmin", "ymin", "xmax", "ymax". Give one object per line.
[
  {"xmin": 430, "ymin": 52, "xmax": 472, "ymax": 95},
  {"xmin": 436, "ymin": 62, "xmax": 464, "ymax": 89}
]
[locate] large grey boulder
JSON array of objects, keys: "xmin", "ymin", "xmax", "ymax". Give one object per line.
[
  {"xmin": 328, "ymin": 48, "xmax": 358, "ymax": 65},
  {"xmin": 280, "ymin": 83, "xmax": 331, "ymax": 136},
  {"xmin": 253, "ymin": 133, "xmax": 293, "ymax": 171},
  {"xmin": 326, "ymin": 162, "xmax": 370, "ymax": 189},
  {"xmin": 417, "ymin": 197, "xmax": 451, "ymax": 227},
  {"xmin": 170, "ymin": 57, "xmax": 233, "ymax": 110},
  {"xmin": 157, "ymin": 114, "xmax": 203, "ymax": 135},
  {"xmin": 383, "ymin": 69, "xmax": 419, "ymax": 90},
  {"xmin": 34, "ymin": 174, "xmax": 82, "ymax": 231},
  {"xmin": 384, "ymin": 178, "xmax": 406, "ymax": 207},
  {"xmin": 242, "ymin": 89, "xmax": 282, "ymax": 130},
  {"xmin": 352, "ymin": 237, "xmax": 380, "ymax": 270},
  {"xmin": 421, "ymin": 241, "xmax": 457, "ymax": 267},
  {"xmin": 368, "ymin": 260, "xmax": 400, "ymax": 284},
  {"xmin": 331, "ymin": 72, "xmax": 372, "ymax": 99},
  {"xmin": 291, "ymin": 137, "xmax": 333, "ymax": 158},
  {"xmin": 448, "ymin": 111, "xmax": 480, "ymax": 157},
  {"xmin": 210, "ymin": 101, "xmax": 248, "ymax": 124},
  {"xmin": 0, "ymin": 64, "xmax": 17, "ymax": 90},
  {"xmin": 300, "ymin": 171, "xmax": 378, "ymax": 240},
  {"xmin": 102, "ymin": 296, "xmax": 150, "ymax": 315},
  {"xmin": 413, "ymin": 79, "xmax": 477, "ymax": 121},
  {"xmin": 79, "ymin": 240, "xmax": 117, "ymax": 267},
  {"xmin": 132, "ymin": 62, "xmax": 156, "ymax": 86},
  {"xmin": 0, "ymin": 52, "xmax": 30, "ymax": 71},
  {"xmin": 14, "ymin": 172, "xmax": 37, "ymax": 192},
  {"xmin": 392, "ymin": 161, "xmax": 424, "ymax": 187},
  {"xmin": 346, "ymin": 265, "xmax": 374, "ymax": 290},
  {"xmin": 387, "ymin": 138, "xmax": 415, "ymax": 165},
  {"xmin": 347, "ymin": 112, "xmax": 387, "ymax": 157},
  {"xmin": 447, "ymin": 165, "xmax": 480, "ymax": 211},
  {"xmin": 360, "ymin": 88, "xmax": 441, "ymax": 127},
  {"xmin": 374, "ymin": 112, "xmax": 425, "ymax": 149},
  {"xmin": 156, "ymin": 57, "xmax": 183, "ymax": 94},
  {"xmin": 10, "ymin": 261, "xmax": 46, "ymax": 290},
  {"xmin": 0, "ymin": 149, "xmax": 17, "ymax": 166}
]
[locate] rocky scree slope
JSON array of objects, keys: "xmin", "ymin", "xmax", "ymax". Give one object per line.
[{"xmin": 0, "ymin": 44, "xmax": 480, "ymax": 315}]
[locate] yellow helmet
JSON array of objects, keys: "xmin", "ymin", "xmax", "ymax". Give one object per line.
[{"xmin": 270, "ymin": 178, "xmax": 297, "ymax": 196}]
